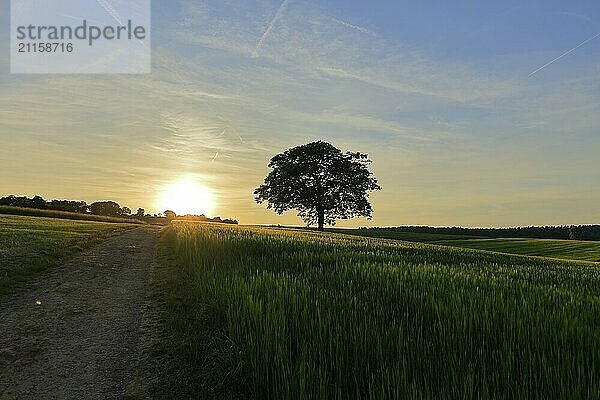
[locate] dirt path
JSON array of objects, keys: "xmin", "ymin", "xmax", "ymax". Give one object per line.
[{"xmin": 0, "ymin": 226, "xmax": 160, "ymax": 400}]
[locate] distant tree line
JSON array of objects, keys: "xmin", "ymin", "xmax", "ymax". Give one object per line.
[
  {"xmin": 0, "ymin": 195, "xmax": 133, "ymax": 217},
  {"xmin": 0, "ymin": 195, "xmax": 238, "ymax": 225},
  {"xmin": 164, "ymin": 210, "xmax": 238, "ymax": 225},
  {"xmin": 360, "ymin": 226, "xmax": 600, "ymax": 241}
]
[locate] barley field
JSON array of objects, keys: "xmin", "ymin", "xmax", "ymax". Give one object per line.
[{"xmin": 155, "ymin": 222, "xmax": 600, "ymax": 399}]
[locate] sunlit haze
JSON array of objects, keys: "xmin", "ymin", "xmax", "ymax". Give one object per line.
[
  {"xmin": 1, "ymin": 0, "xmax": 599, "ymax": 226},
  {"xmin": 157, "ymin": 175, "xmax": 215, "ymax": 217}
]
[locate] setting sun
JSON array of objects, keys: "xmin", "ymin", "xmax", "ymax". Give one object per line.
[{"xmin": 157, "ymin": 176, "xmax": 215, "ymax": 216}]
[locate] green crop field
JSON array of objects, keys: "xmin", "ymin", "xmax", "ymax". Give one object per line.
[
  {"xmin": 0, "ymin": 205, "xmax": 145, "ymax": 224},
  {"xmin": 330, "ymin": 228, "xmax": 486, "ymax": 242},
  {"xmin": 0, "ymin": 214, "xmax": 136, "ymax": 296},
  {"xmin": 433, "ymin": 238, "xmax": 600, "ymax": 263},
  {"xmin": 154, "ymin": 222, "xmax": 600, "ymax": 399},
  {"xmin": 330, "ymin": 228, "xmax": 600, "ymax": 263}
]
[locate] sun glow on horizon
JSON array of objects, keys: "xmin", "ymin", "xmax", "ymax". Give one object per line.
[{"xmin": 157, "ymin": 176, "xmax": 216, "ymax": 217}]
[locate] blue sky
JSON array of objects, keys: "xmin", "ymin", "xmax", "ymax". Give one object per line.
[{"xmin": 1, "ymin": 0, "xmax": 599, "ymax": 226}]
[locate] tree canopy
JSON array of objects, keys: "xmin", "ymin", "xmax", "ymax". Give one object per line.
[
  {"xmin": 254, "ymin": 141, "xmax": 381, "ymax": 231},
  {"xmin": 89, "ymin": 201, "xmax": 122, "ymax": 216}
]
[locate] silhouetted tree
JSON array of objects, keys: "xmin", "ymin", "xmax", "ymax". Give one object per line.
[
  {"xmin": 31, "ymin": 195, "xmax": 47, "ymax": 209},
  {"xmin": 47, "ymin": 200, "xmax": 88, "ymax": 214},
  {"xmin": 569, "ymin": 225, "xmax": 583, "ymax": 240},
  {"xmin": 255, "ymin": 141, "xmax": 381, "ymax": 231},
  {"xmin": 164, "ymin": 210, "xmax": 176, "ymax": 222},
  {"xmin": 0, "ymin": 195, "xmax": 15, "ymax": 206},
  {"xmin": 136, "ymin": 208, "xmax": 145, "ymax": 217},
  {"xmin": 122, "ymin": 206, "xmax": 132, "ymax": 216},
  {"xmin": 0, "ymin": 195, "xmax": 47, "ymax": 209},
  {"xmin": 90, "ymin": 201, "xmax": 122, "ymax": 216}
]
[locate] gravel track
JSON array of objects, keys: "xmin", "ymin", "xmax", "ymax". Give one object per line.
[{"xmin": 0, "ymin": 226, "xmax": 160, "ymax": 400}]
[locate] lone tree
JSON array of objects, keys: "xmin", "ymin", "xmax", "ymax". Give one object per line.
[
  {"xmin": 254, "ymin": 141, "xmax": 381, "ymax": 231},
  {"xmin": 164, "ymin": 210, "xmax": 177, "ymax": 222}
]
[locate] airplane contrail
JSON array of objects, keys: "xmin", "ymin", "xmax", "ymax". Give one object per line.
[
  {"xmin": 96, "ymin": 0, "xmax": 148, "ymax": 49},
  {"xmin": 330, "ymin": 17, "xmax": 371, "ymax": 35},
  {"xmin": 254, "ymin": 0, "xmax": 289, "ymax": 57},
  {"xmin": 528, "ymin": 31, "xmax": 600, "ymax": 77},
  {"xmin": 96, "ymin": 0, "xmax": 124, "ymax": 26}
]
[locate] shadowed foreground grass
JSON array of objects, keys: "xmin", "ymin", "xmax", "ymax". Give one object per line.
[
  {"xmin": 154, "ymin": 222, "xmax": 600, "ymax": 399},
  {"xmin": 0, "ymin": 215, "xmax": 136, "ymax": 296}
]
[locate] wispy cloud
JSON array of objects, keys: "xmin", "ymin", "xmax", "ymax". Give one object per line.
[
  {"xmin": 56, "ymin": 13, "xmax": 86, "ymax": 22},
  {"xmin": 2, "ymin": 0, "xmax": 599, "ymax": 225},
  {"xmin": 176, "ymin": 90, "xmax": 235, "ymax": 100},
  {"xmin": 556, "ymin": 11, "xmax": 592, "ymax": 23}
]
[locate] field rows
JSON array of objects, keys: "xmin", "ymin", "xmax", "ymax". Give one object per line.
[
  {"xmin": 155, "ymin": 222, "xmax": 600, "ymax": 399},
  {"xmin": 332, "ymin": 228, "xmax": 600, "ymax": 263}
]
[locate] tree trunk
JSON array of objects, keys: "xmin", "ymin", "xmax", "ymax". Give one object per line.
[{"xmin": 317, "ymin": 209, "xmax": 325, "ymax": 231}]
